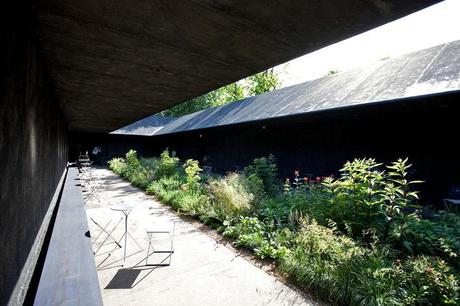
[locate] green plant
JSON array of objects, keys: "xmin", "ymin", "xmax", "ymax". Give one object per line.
[
  {"xmin": 122, "ymin": 149, "xmax": 141, "ymax": 180},
  {"xmin": 388, "ymin": 212, "xmax": 460, "ymax": 266},
  {"xmin": 108, "ymin": 151, "xmax": 460, "ymax": 305},
  {"xmin": 400, "ymin": 256, "xmax": 459, "ymax": 305},
  {"xmin": 244, "ymin": 154, "xmax": 280, "ymax": 196},
  {"xmin": 223, "ymin": 216, "xmax": 290, "ymax": 260},
  {"xmin": 323, "ymin": 158, "xmax": 386, "ymax": 233},
  {"xmin": 130, "ymin": 167, "xmax": 155, "ymax": 189},
  {"xmin": 207, "ymin": 173, "xmax": 254, "ymax": 222},
  {"xmin": 183, "ymin": 159, "xmax": 202, "ymax": 187},
  {"xmin": 140, "ymin": 157, "xmax": 160, "ymax": 170},
  {"xmin": 108, "ymin": 157, "xmax": 126, "ymax": 175},
  {"xmin": 170, "ymin": 189, "xmax": 209, "ymax": 215},
  {"xmin": 146, "ymin": 175, "xmax": 183, "ymax": 201},
  {"xmin": 156, "ymin": 149, "xmax": 180, "ymax": 178},
  {"xmin": 381, "ymin": 158, "xmax": 423, "ymax": 237}
]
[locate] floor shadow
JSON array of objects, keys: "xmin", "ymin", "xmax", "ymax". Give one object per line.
[{"xmin": 105, "ymin": 269, "xmax": 142, "ymax": 289}]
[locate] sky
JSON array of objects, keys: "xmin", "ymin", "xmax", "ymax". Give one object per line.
[{"xmin": 275, "ymin": 0, "xmax": 460, "ymax": 87}]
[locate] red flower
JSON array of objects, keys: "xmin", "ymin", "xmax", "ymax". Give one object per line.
[
  {"xmin": 294, "ymin": 170, "xmax": 300, "ymax": 176},
  {"xmin": 303, "ymin": 177, "xmax": 309, "ymax": 182},
  {"xmin": 316, "ymin": 176, "xmax": 321, "ymax": 181}
]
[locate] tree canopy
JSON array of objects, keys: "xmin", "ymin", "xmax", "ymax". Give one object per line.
[{"xmin": 161, "ymin": 69, "xmax": 280, "ymax": 117}]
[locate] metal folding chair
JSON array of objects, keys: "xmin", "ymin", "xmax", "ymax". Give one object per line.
[
  {"xmin": 79, "ymin": 162, "xmax": 93, "ymax": 183},
  {"xmin": 90, "ymin": 217, "xmax": 123, "ymax": 255},
  {"xmin": 145, "ymin": 221, "xmax": 178, "ymax": 266},
  {"xmin": 84, "ymin": 178, "xmax": 104, "ymax": 202}
]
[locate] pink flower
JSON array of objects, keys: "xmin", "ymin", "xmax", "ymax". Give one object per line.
[
  {"xmin": 294, "ymin": 170, "xmax": 300, "ymax": 176},
  {"xmin": 316, "ymin": 176, "xmax": 321, "ymax": 181},
  {"xmin": 303, "ymin": 177, "xmax": 309, "ymax": 182}
]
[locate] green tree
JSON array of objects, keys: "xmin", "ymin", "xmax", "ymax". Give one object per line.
[
  {"xmin": 247, "ymin": 69, "xmax": 279, "ymax": 95},
  {"xmin": 162, "ymin": 69, "xmax": 280, "ymax": 117}
]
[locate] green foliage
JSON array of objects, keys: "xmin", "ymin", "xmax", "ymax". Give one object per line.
[
  {"xmin": 108, "ymin": 151, "xmax": 460, "ymax": 305},
  {"xmin": 223, "ymin": 216, "xmax": 291, "ymax": 260},
  {"xmin": 162, "ymin": 69, "xmax": 280, "ymax": 117},
  {"xmin": 244, "ymin": 154, "xmax": 279, "ymax": 196},
  {"xmin": 130, "ymin": 167, "xmax": 155, "ymax": 189},
  {"xmin": 140, "ymin": 157, "xmax": 160, "ymax": 169},
  {"xmin": 247, "ymin": 69, "xmax": 280, "ymax": 96},
  {"xmin": 280, "ymin": 220, "xmax": 459, "ymax": 305},
  {"xmin": 400, "ymin": 255, "xmax": 459, "ymax": 305},
  {"xmin": 183, "ymin": 159, "xmax": 202, "ymax": 187},
  {"xmin": 308, "ymin": 158, "xmax": 422, "ymax": 239},
  {"xmin": 156, "ymin": 149, "xmax": 180, "ymax": 178},
  {"xmin": 146, "ymin": 175, "xmax": 183, "ymax": 202},
  {"xmin": 388, "ymin": 212, "xmax": 460, "ymax": 267},
  {"xmin": 207, "ymin": 173, "xmax": 255, "ymax": 222},
  {"xmin": 108, "ymin": 157, "xmax": 126, "ymax": 175}
]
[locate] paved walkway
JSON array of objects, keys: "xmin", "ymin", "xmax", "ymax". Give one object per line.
[{"xmin": 84, "ymin": 168, "xmax": 318, "ymax": 306}]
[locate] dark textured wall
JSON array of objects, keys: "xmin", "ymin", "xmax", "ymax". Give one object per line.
[
  {"xmin": 71, "ymin": 91, "xmax": 459, "ymax": 206},
  {"xmin": 0, "ymin": 2, "xmax": 68, "ymax": 304}
]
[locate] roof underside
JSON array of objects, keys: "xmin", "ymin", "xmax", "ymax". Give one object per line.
[
  {"xmin": 113, "ymin": 39, "xmax": 460, "ymax": 136},
  {"xmin": 37, "ymin": 0, "xmax": 439, "ymax": 132}
]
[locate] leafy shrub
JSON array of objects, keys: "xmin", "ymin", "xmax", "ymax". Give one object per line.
[
  {"xmin": 140, "ymin": 157, "xmax": 160, "ymax": 170},
  {"xmin": 389, "ymin": 212, "xmax": 460, "ymax": 267},
  {"xmin": 183, "ymin": 159, "xmax": 202, "ymax": 187},
  {"xmin": 207, "ymin": 173, "xmax": 254, "ymax": 222},
  {"xmin": 170, "ymin": 189, "xmax": 209, "ymax": 215},
  {"xmin": 123, "ymin": 149, "xmax": 141, "ymax": 180},
  {"xmin": 280, "ymin": 219, "xmax": 460, "ymax": 305},
  {"xmin": 223, "ymin": 216, "xmax": 291, "ymax": 260},
  {"xmin": 244, "ymin": 154, "xmax": 280, "ymax": 196},
  {"xmin": 130, "ymin": 166, "xmax": 155, "ymax": 189},
  {"xmin": 146, "ymin": 175, "xmax": 183, "ymax": 203},
  {"xmin": 156, "ymin": 149, "xmax": 181, "ymax": 178},
  {"xmin": 399, "ymin": 255, "xmax": 459, "ymax": 305},
  {"xmin": 244, "ymin": 173, "xmax": 266, "ymax": 207},
  {"xmin": 108, "ymin": 157, "xmax": 126, "ymax": 175},
  {"xmin": 280, "ymin": 220, "xmax": 367, "ymax": 304}
]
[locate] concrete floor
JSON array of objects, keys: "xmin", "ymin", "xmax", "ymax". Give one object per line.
[{"xmin": 84, "ymin": 168, "xmax": 318, "ymax": 306}]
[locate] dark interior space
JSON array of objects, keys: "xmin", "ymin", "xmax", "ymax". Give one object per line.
[
  {"xmin": 0, "ymin": 2, "xmax": 68, "ymax": 305},
  {"xmin": 70, "ymin": 90, "xmax": 460, "ymax": 207}
]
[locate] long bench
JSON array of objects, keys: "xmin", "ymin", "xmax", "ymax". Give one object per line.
[{"xmin": 34, "ymin": 167, "xmax": 102, "ymax": 306}]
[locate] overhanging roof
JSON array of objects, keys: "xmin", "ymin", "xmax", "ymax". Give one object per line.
[
  {"xmin": 37, "ymin": 1, "xmax": 439, "ymax": 132},
  {"xmin": 112, "ymin": 39, "xmax": 460, "ymax": 136}
]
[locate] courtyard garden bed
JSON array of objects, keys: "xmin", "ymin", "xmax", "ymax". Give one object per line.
[{"xmin": 108, "ymin": 150, "xmax": 459, "ymax": 305}]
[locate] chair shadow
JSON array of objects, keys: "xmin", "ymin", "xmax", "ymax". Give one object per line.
[
  {"xmin": 105, "ymin": 269, "xmax": 142, "ymax": 289},
  {"xmin": 105, "ymin": 253, "xmax": 172, "ymax": 289}
]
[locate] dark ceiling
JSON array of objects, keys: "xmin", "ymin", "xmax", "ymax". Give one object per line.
[{"xmin": 36, "ymin": 0, "xmax": 439, "ymax": 132}]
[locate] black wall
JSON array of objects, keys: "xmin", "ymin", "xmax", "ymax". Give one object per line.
[
  {"xmin": 0, "ymin": 2, "xmax": 68, "ymax": 304},
  {"xmin": 71, "ymin": 91, "xmax": 460, "ymax": 206}
]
